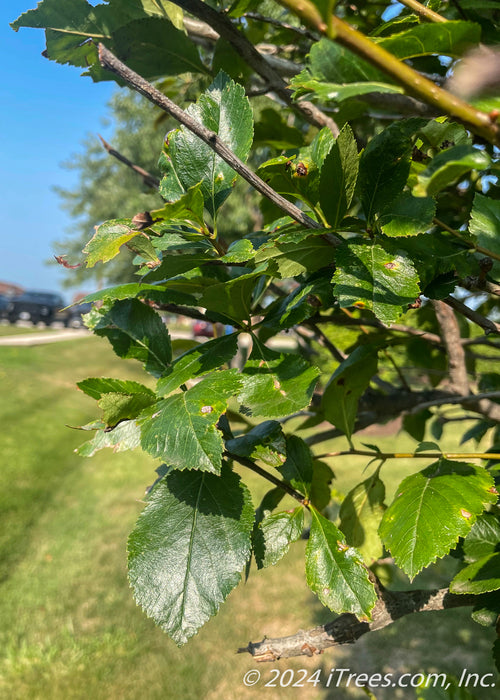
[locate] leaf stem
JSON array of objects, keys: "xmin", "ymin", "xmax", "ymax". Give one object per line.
[
  {"xmin": 276, "ymin": 0, "xmax": 500, "ymax": 144},
  {"xmin": 398, "ymin": 0, "xmax": 447, "ymax": 23},
  {"xmin": 225, "ymin": 451, "xmax": 308, "ymax": 505}
]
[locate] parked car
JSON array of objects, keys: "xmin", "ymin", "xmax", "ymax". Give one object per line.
[
  {"xmin": 192, "ymin": 320, "xmax": 214, "ymax": 338},
  {"xmin": 5, "ymin": 291, "xmax": 65, "ymax": 325},
  {"xmin": 63, "ymin": 302, "xmax": 92, "ymax": 328},
  {"xmin": 0, "ymin": 294, "xmax": 9, "ymax": 319}
]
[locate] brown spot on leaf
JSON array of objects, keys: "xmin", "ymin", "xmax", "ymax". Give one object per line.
[
  {"xmin": 460, "ymin": 508, "xmax": 472, "ymax": 519},
  {"xmin": 384, "ymin": 261, "xmax": 397, "ymax": 270},
  {"xmin": 201, "ymin": 405, "xmax": 214, "ymax": 414},
  {"xmin": 337, "ymin": 541, "xmax": 349, "ymax": 552}
]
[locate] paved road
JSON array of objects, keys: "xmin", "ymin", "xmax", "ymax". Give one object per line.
[
  {"xmin": 0, "ymin": 328, "xmax": 91, "ymax": 346},
  {"xmin": 0, "ymin": 327, "xmax": 296, "ymax": 348}
]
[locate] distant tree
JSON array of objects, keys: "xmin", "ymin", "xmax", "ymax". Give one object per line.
[{"xmin": 53, "ymin": 91, "xmax": 165, "ymax": 287}]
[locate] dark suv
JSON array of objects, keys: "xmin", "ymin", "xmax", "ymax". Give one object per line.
[{"xmin": 5, "ymin": 291, "xmax": 65, "ymax": 325}]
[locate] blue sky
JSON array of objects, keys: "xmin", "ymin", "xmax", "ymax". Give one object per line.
[{"xmin": 1, "ymin": 2, "xmax": 116, "ymax": 300}]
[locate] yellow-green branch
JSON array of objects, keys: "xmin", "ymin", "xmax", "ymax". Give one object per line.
[{"xmin": 399, "ymin": 0, "xmax": 447, "ymax": 23}]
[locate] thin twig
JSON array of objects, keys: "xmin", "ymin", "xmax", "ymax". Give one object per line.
[
  {"xmin": 459, "ymin": 275, "xmax": 500, "ymax": 298},
  {"xmin": 98, "ymin": 135, "xmax": 160, "ymax": 189},
  {"xmin": 398, "ymin": 0, "xmax": 447, "ymax": 23},
  {"xmin": 97, "ymin": 44, "xmax": 321, "ymax": 230},
  {"xmin": 444, "ymin": 296, "xmax": 500, "ymax": 335},
  {"xmin": 171, "ymin": 0, "xmax": 340, "ymax": 136},
  {"xmin": 226, "ymin": 451, "xmax": 308, "ymax": 504},
  {"xmin": 318, "ymin": 449, "xmax": 500, "ymax": 460},
  {"xmin": 433, "ymin": 218, "xmax": 500, "ymax": 263},
  {"xmin": 408, "ymin": 390, "xmax": 500, "ymax": 414},
  {"xmin": 244, "ymin": 11, "xmax": 318, "ymax": 40}
]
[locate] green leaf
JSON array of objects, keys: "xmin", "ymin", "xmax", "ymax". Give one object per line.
[
  {"xmin": 127, "ymin": 234, "xmax": 161, "ymax": 266},
  {"xmin": 376, "ymin": 21, "xmax": 481, "ymax": 59},
  {"xmin": 93, "ymin": 299, "xmax": 172, "ymax": 376},
  {"xmin": 306, "ymin": 509, "xmax": 377, "ymax": 620},
  {"xmin": 358, "ymin": 119, "xmax": 426, "ymax": 222},
  {"xmin": 322, "ymin": 345, "xmax": 378, "ymax": 439},
  {"xmin": 220, "ymin": 239, "xmax": 256, "ymax": 263},
  {"xmin": 311, "ymin": 127, "xmax": 336, "ymax": 170},
  {"xmin": 462, "ymin": 513, "xmax": 500, "ymax": 563},
  {"xmin": 98, "ymin": 392, "xmax": 156, "ymax": 427},
  {"xmin": 469, "ymin": 193, "xmax": 500, "ymax": 269},
  {"xmin": 109, "ymin": 17, "xmax": 207, "ymax": 79},
  {"xmin": 225, "ymin": 421, "xmax": 286, "ymax": 468},
  {"xmin": 402, "ymin": 409, "xmax": 433, "ymax": 442},
  {"xmin": 379, "ymin": 460, "xmax": 497, "ymax": 580},
  {"xmin": 254, "ymin": 508, "xmax": 305, "ymax": 569},
  {"xmin": 157, "ymin": 334, "xmax": 239, "ymax": 397},
  {"xmin": 310, "ymin": 460, "xmax": 334, "ymax": 510},
  {"xmin": 332, "ymin": 241, "xmax": 421, "ymax": 325},
  {"xmin": 471, "ymin": 591, "xmax": 500, "ymax": 627},
  {"xmin": 290, "ymin": 78, "xmax": 402, "ymax": 105},
  {"xmin": 256, "ymin": 154, "xmax": 320, "ymax": 210},
  {"xmin": 76, "ymin": 420, "xmax": 141, "ymax": 457},
  {"xmin": 83, "ymin": 219, "xmax": 140, "ymax": 267},
  {"xmin": 306, "ymin": 38, "xmax": 387, "ymax": 84},
  {"xmin": 80, "ymin": 283, "xmax": 194, "ymax": 305},
  {"xmin": 128, "ymin": 465, "xmax": 254, "ymax": 645},
  {"xmin": 152, "ymin": 183, "xmax": 205, "ymax": 227},
  {"xmin": 143, "ymin": 252, "xmax": 214, "ymax": 282},
  {"xmin": 450, "ymin": 552, "xmax": 500, "ymax": 595},
  {"xmin": 319, "ymin": 124, "xmax": 359, "ymax": 228},
  {"xmin": 200, "ymin": 272, "xmax": 263, "ymax": 323},
  {"xmin": 77, "ymin": 377, "xmax": 155, "ymax": 401},
  {"xmin": 278, "ymin": 436, "xmax": 314, "ymax": 498},
  {"xmin": 139, "ymin": 370, "xmax": 241, "ymax": 474},
  {"xmin": 238, "ymin": 345, "xmax": 319, "ymax": 418},
  {"xmin": 339, "ymin": 471, "xmax": 387, "ymax": 564},
  {"xmin": 379, "ymin": 192, "xmax": 436, "ymax": 237},
  {"xmin": 167, "ymin": 72, "xmax": 253, "ymax": 216},
  {"xmin": 255, "ymin": 233, "xmax": 336, "ymax": 278},
  {"xmin": 253, "ymin": 108, "xmax": 305, "ymax": 150},
  {"xmin": 414, "ymin": 145, "xmax": 490, "ymax": 197}
]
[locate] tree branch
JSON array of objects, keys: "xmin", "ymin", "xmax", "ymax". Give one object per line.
[
  {"xmin": 239, "ymin": 587, "xmax": 476, "ymax": 660},
  {"xmin": 98, "ymin": 135, "xmax": 160, "ymax": 189},
  {"xmin": 432, "ymin": 300, "xmax": 469, "ymax": 394},
  {"xmin": 97, "ymin": 44, "xmax": 321, "ymax": 230},
  {"xmin": 172, "ymin": 0, "xmax": 340, "ymax": 136},
  {"xmin": 183, "ymin": 17, "xmax": 303, "ymax": 77},
  {"xmin": 305, "ymin": 387, "xmax": 500, "ymax": 447}
]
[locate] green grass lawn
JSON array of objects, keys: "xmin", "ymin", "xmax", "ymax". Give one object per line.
[{"xmin": 0, "ymin": 336, "xmax": 497, "ymax": 699}]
